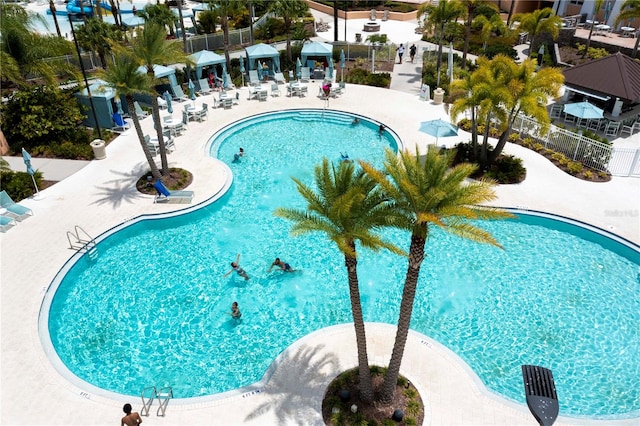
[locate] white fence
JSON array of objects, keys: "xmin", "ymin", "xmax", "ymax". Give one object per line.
[{"xmin": 512, "ymin": 114, "xmax": 640, "ymax": 177}]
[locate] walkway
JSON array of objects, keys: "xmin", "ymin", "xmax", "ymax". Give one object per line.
[{"xmin": 1, "ymin": 13, "xmax": 639, "ymax": 426}]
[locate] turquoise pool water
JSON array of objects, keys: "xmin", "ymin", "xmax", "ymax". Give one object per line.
[{"xmin": 43, "ymin": 110, "xmax": 640, "ymax": 418}]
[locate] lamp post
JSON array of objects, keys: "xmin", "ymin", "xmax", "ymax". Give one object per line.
[{"xmin": 68, "ymin": 11, "xmax": 103, "ymax": 140}]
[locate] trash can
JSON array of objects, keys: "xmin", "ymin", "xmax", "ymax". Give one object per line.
[
  {"xmin": 90, "ymin": 139, "xmax": 106, "ymax": 160},
  {"xmin": 433, "ymin": 88, "xmax": 445, "ymax": 105}
]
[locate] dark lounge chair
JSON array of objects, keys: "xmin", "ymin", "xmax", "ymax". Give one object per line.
[{"xmin": 521, "ymin": 365, "xmax": 559, "ymax": 426}]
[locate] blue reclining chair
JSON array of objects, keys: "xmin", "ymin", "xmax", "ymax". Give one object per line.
[
  {"xmin": 0, "ymin": 190, "xmax": 33, "ymax": 221},
  {"xmin": 153, "ymin": 181, "xmax": 194, "ymax": 204}
]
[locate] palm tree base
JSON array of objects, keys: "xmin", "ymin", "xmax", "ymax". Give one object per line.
[
  {"xmin": 135, "ymin": 167, "xmax": 193, "ymax": 195},
  {"xmin": 322, "ymin": 366, "xmax": 424, "ymax": 425}
]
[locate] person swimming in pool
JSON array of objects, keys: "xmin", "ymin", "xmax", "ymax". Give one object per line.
[
  {"xmin": 340, "ymin": 152, "xmax": 353, "ymax": 163},
  {"xmin": 268, "ymin": 257, "xmax": 294, "ymax": 272},
  {"xmin": 229, "ymin": 301, "xmax": 242, "ymax": 319},
  {"xmin": 233, "ymin": 147, "xmax": 245, "ymax": 163},
  {"xmin": 224, "ymin": 253, "xmax": 250, "ymax": 280}
]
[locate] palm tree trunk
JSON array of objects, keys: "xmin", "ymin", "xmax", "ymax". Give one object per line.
[
  {"xmin": 49, "ymin": 0, "xmax": 62, "ymax": 37},
  {"xmin": 177, "ymin": 0, "xmax": 188, "ymax": 52},
  {"xmin": 126, "ymin": 96, "xmax": 161, "ymax": 180},
  {"xmin": 345, "ymin": 247, "xmax": 374, "ymax": 403},
  {"xmin": 471, "ymin": 106, "xmax": 478, "ymax": 159},
  {"xmin": 582, "ymin": 26, "xmax": 595, "ymax": 58},
  {"xmin": 222, "ymin": 17, "xmax": 231, "ymax": 70},
  {"xmin": 487, "ymin": 117, "xmax": 514, "ymax": 164},
  {"xmin": 461, "ymin": 17, "xmax": 472, "ymax": 70},
  {"xmin": 285, "ymin": 18, "xmax": 292, "ymax": 62},
  {"xmin": 150, "ymin": 95, "xmax": 169, "ymax": 175},
  {"xmin": 380, "ymin": 233, "xmax": 426, "ymax": 404}
]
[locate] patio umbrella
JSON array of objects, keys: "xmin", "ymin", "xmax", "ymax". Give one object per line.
[
  {"xmin": 239, "ymin": 55, "xmax": 245, "ymax": 87},
  {"xmin": 163, "ymin": 90, "xmax": 173, "ymax": 114},
  {"xmin": 189, "ymin": 79, "xmax": 196, "ymax": 99},
  {"xmin": 419, "ymin": 118, "xmax": 459, "ymax": 145},
  {"xmin": 296, "ymin": 57, "xmax": 301, "ymax": 79},
  {"xmin": 114, "ymin": 96, "xmax": 124, "ymax": 115},
  {"xmin": 340, "ymin": 49, "xmax": 346, "ymax": 81},
  {"xmin": 537, "ymin": 44, "xmax": 545, "ymax": 70},
  {"xmin": 563, "ymin": 101, "xmax": 604, "ymax": 120},
  {"xmin": 22, "ymin": 148, "xmax": 40, "ymax": 196}
]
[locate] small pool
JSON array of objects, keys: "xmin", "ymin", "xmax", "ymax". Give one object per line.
[{"xmin": 40, "ymin": 110, "xmax": 640, "ymax": 418}]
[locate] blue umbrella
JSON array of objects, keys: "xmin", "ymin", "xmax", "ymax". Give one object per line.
[
  {"xmin": 340, "ymin": 49, "xmax": 346, "ymax": 81},
  {"xmin": 188, "ymin": 79, "xmax": 196, "ymax": 101},
  {"xmin": 239, "ymin": 55, "xmax": 245, "ymax": 87},
  {"xmin": 163, "ymin": 90, "xmax": 173, "ymax": 114},
  {"xmin": 419, "ymin": 119, "xmax": 459, "ymax": 145},
  {"xmin": 22, "ymin": 148, "xmax": 40, "ymax": 195},
  {"xmin": 296, "ymin": 57, "xmax": 301, "ymax": 80},
  {"xmin": 563, "ymin": 101, "xmax": 603, "ymax": 120}
]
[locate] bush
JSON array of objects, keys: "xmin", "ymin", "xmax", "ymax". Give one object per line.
[
  {"xmin": 485, "ymin": 154, "xmax": 527, "ymax": 183},
  {"xmin": 345, "ymin": 68, "xmax": 391, "ymax": 87},
  {"xmin": 483, "ymin": 43, "xmax": 518, "ymax": 60},
  {"xmin": 567, "ymin": 161, "xmax": 583, "ymax": 175},
  {"xmin": 0, "ymin": 171, "xmax": 43, "ymax": 201}
]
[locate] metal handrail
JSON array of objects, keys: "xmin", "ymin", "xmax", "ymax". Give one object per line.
[
  {"xmin": 157, "ymin": 387, "xmax": 173, "ymax": 417},
  {"xmin": 140, "ymin": 386, "xmax": 157, "ymax": 417}
]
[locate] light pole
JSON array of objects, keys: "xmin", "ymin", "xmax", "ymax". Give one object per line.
[{"xmin": 68, "ymin": 12, "xmax": 103, "ymax": 140}]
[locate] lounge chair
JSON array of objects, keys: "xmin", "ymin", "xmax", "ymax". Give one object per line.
[
  {"xmin": 300, "ymin": 67, "xmax": 311, "ymax": 82},
  {"xmin": 157, "ymin": 96, "xmax": 168, "ymax": 109},
  {"xmin": 198, "ymin": 78, "xmax": 213, "ymax": 95},
  {"xmin": 248, "ymin": 70, "xmax": 260, "ymax": 85},
  {"xmin": 521, "ymin": 365, "xmax": 559, "ymax": 426},
  {"xmin": 274, "ymin": 72, "xmax": 286, "ymax": 84},
  {"xmin": 134, "ymin": 101, "xmax": 149, "ymax": 118},
  {"xmin": 153, "ymin": 180, "xmax": 194, "ymax": 204},
  {"xmin": 271, "ymin": 83, "xmax": 281, "ymax": 97},
  {"xmin": 171, "ymin": 85, "xmax": 189, "ymax": 102},
  {"xmin": 0, "ymin": 215, "xmax": 17, "ymax": 232},
  {"xmin": 112, "ymin": 112, "xmax": 131, "ymax": 132},
  {"xmin": 620, "ymin": 121, "xmax": 640, "ymax": 137},
  {"xmin": 0, "ymin": 190, "xmax": 33, "ymax": 221}
]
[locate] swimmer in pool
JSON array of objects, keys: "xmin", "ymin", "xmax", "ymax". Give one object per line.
[
  {"xmin": 224, "ymin": 253, "xmax": 250, "ymax": 280},
  {"xmin": 340, "ymin": 152, "xmax": 353, "ymax": 163},
  {"xmin": 268, "ymin": 257, "xmax": 294, "ymax": 272},
  {"xmin": 229, "ymin": 301, "xmax": 242, "ymax": 319}
]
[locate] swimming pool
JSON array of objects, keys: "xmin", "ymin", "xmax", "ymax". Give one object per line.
[{"xmin": 40, "ymin": 110, "xmax": 640, "ymax": 418}]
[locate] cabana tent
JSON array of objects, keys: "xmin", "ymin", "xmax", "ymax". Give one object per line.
[
  {"xmin": 188, "ymin": 50, "xmax": 227, "ymax": 80},
  {"xmin": 245, "ymin": 43, "xmax": 281, "ymax": 79},
  {"xmin": 301, "ymin": 41, "xmax": 334, "ymax": 78},
  {"xmin": 75, "ymin": 79, "xmax": 123, "ymax": 129},
  {"xmin": 137, "ymin": 64, "xmax": 180, "ymax": 99}
]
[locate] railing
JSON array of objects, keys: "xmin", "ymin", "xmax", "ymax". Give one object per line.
[
  {"xmin": 66, "ymin": 225, "xmax": 97, "ymax": 259},
  {"xmin": 141, "ymin": 386, "xmax": 173, "ymax": 417},
  {"xmin": 511, "ymin": 114, "xmax": 640, "ymax": 177}
]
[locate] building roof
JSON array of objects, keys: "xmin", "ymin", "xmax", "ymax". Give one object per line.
[{"xmin": 562, "ymin": 52, "xmax": 640, "ymax": 102}]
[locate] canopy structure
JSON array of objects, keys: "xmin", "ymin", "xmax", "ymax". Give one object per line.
[
  {"xmin": 188, "ymin": 50, "xmax": 227, "ymax": 80},
  {"xmin": 137, "ymin": 64, "xmax": 178, "ymax": 88},
  {"xmin": 245, "ymin": 43, "xmax": 281, "ymax": 74},
  {"xmin": 75, "ymin": 80, "xmax": 122, "ymax": 129},
  {"xmin": 79, "ymin": 79, "xmax": 116, "ymax": 99},
  {"xmin": 301, "ymin": 41, "xmax": 334, "ymax": 77}
]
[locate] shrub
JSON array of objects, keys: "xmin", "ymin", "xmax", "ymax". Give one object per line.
[
  {"xmin": 584, "ymin": 170, "xmax": 594, "ymax": 180},
  {"xmin": 0, "ymin": 171, "xmax": 43, "ymax": 201},
  {"xmin": 521, "ymin": 137, "xmax": 535, "ymax": 148},
  {"xmin": 508, "ymin": 132, "xmax": 520, "ymax": 142},
  {"xmin": 345, "ymin": 68, "xmax": 390, "ymax": 87},
  {"xmin": 485, "ymin": 155, "xmax": 527, "ymax": 184},
  {"xmin": 567, "ymin": 161, "xmax": 583, "ymax": 175},
  {"xmin": 533, "ymin": 143, "xmax": 544, "ymax": 152},
  {"xmin": 598, "ymin": 171, "xmax": 609, "ymax": 179},
  {"xmin": 551, "ymin": 152, "xmax": 567, "ymax": 163}
]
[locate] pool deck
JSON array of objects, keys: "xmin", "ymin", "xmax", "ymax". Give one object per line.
[{"xmin": 2, "ymin": 12, "xmax": 640, "ymax": 426}]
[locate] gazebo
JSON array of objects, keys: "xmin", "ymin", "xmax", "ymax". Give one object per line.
[
  {"xmin": 137, "ymin": 64, "xmax": 179, "ymax": 99},
  {"xmin": 188, "ymin": 50, "xmax": 227, "ymax": 81},
  {"xmin": 245, "ymin": 43, "xmax": 281, "ymax": 79},
  {"xmin": 562, "ymin": 52, "xmax": 640, "ymax": 119},
  {"xmin": 301, "ymin": 41, "xmax": 334, "ymax": 78}
]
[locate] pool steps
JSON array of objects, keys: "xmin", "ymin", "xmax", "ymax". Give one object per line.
[{"xmin": 293, "ymin": 110, "xmax": 355, "ymax": 126}]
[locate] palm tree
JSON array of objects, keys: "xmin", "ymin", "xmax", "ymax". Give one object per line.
[
  {"xmin": 615, "ymin": 0, "xmax": 640, "ymax": 58},
  {"xmin": 450, "ymin": 55, "xmax": 564, "ymax": 167},
  {"xmin": 511, "ymin": 7, "xmax": 561, "ymax": 58},
  {"xmin": 473, "ymin": 12, "xmax": 508, "ymax": 51},
  {"xmin": 275, "ymin": 159, "xmax": 405, "ymax": 404},
  {"xmin": 419, "ymin": 0, "xmax": 464, "ymax": 85},
  {"xmin": 75, "ymin": 17, "xmax": 122, "ymax": 68},
  {"xmin": 360, "ymin": 147, "xmax": 511, "ymax": 404},
  {"xmin": 127, "ymin": 23, "xmax": 190, "ymax": 175},
  {"xmin": 137, "ymin": 4, "xmax": 176, "ymax": 37},
  {"xmin": 99, "ymin": 52, "xmax": 161, "ymax": 180},
  {"xmin": 48, "ymin": 0, "xmax": 62, "ymax": 37},
  {"xmin": 459, "ymin": 0, "xmax": 495, "ymax": 69},
  {"xmin": 582, "ymin": 0, "xmax": 605, "ymax": 58},
  {"xmin": 269, "ymin": 0, "xmax": 309, "ymax": 63},
  {"xmin": 211, "ymin": 0, "xmax": 246, "ymax": 71}
]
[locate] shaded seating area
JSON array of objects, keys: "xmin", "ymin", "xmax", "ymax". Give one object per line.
[
  {"xmin": 300, "ymin": 41, "xmax": 335, "ymax": 81},
  {"xmin": 245, "ymin": 43, "xmax": 281, "ymax": 83},
  {"xmin": 0, "ymin": 190, "xmax": 33, "ymax": 221},
  {"xmin": 188, "ymin": 50, "xmax": 227, "ymax": 92},
  {"xmin": 153, "ymin": 180, "xmax": 194, "ymax": 204}
]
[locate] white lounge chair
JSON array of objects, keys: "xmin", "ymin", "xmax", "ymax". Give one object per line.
[
  {"xmin": 248, "ymin": 70, "xmax": 260, "ymax": 85},
  {"xmin": 0, "ymin": 190, "xmax": 32, "ymax": 221},
  {"xmin": 0, "ymin": 215, "xmax": 17, "ymax": 232},
  {"xmin": 271, "ymin": 83, "xmax": 281, "ymax": 97},
  {"xmin": 300, "ymin": 67, "xmax": 311, "ymax": 82},
  {"xmin": 157, "ymin": 96, "xmax": 168, "ymax": 109},
  {"xmin": 198, "ymin": 78, "xmax": 213, "ymax": 95},
  {"xmin": 274, "ymin": 72, "xmax": 286, "ymax": 84},
  {"xmin": 134, "ymin": 101, "xmax": 149, "ymax": 118},
  {"xmin": 172, "ymin": 85, "xmax": 189, "ymax": 102},
  {"xmin": 153, "ymin": 181, "xmax": 194, "ymax": 204}
]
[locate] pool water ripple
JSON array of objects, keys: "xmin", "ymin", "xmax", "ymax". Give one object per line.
[{"xmin": 45, "ymin": 110, "xmax": 640, "ymax": 418}]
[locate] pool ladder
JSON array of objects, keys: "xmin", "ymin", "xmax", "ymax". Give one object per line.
[
  {"xmin": 141, "ymin": 386, "xmax": 173, "ymax": 417},
  {"xmin": 66, "ymin": 225, "xmax": 98, "ymax": 260}
]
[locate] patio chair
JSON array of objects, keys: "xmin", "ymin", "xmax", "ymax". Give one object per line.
[
  {"xmin": 274, "ymin": 72, "xmax": 286, "ymax": 84},
  {"xmin": 221, "ymin": 97, "xmax": 233, "ymax": 109},
  {"xmin": 248, "ymin": 70, "xmax": 260, "ymax": 85},
  {"xmin": 271, "ymin": 83, "xmax": 281, "ymax": 97},
  {"xmin": 605, "ymin": 121, "xmax": 621, "ymax": 138},
  {"xmin": 144, "ymin": 135, "xmax": 160, "ymax": 156},
  {"xmin": 112, "ymin": 112, "xmax": 131, "ymax": 132},
  {"xmin": 171, "ymin": 85, "xmax": 189, "ymax": 102},
  {"xmin": 157, "ymin": 96, "xmax": 168, "ymax": 109},
  {"xmin": 521, "ymin": 365, "xmax": 559, "ymax": 426},
  {"xmin": 620, "ymin": 121, "xmax": 640, "ymax": 136},
  {"xmin": 300, "ymin": 67, "xmax": 311, "ymax": 82},
  {"xmin": 0, "ymin": 190, "xmax": 33, "ymax": 221},
  {"xmin": 258, "ymin": 88, "xmax": 268, "ymax": 101},
  {"xmin": 587, "ymin": 118, "xmax": 603, "ymax": 132},
  {"xmin": 153, "ymin": 180, "xmax": 194, "ymax": 204},
  {"xmin": 196, "ymin": 103, "xmax": 209, "ymax": 121},
  {"xmin": 134, "ymin": 101, "xmax": 149, "ymax": 118},
  {"xmin": 0, "ymin": 215, "xmax": 17, "ymax": 232},
  {"xmin": 549, "ymin": 104, "xmax": 563, "ymax": 119},
  {"xmin": 198, "ymin": 78, "xmax": 212, "ymax": 95},
  {"xmin": 563, "ymin": 114, "xmax": 576, "ymax": 125}
]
